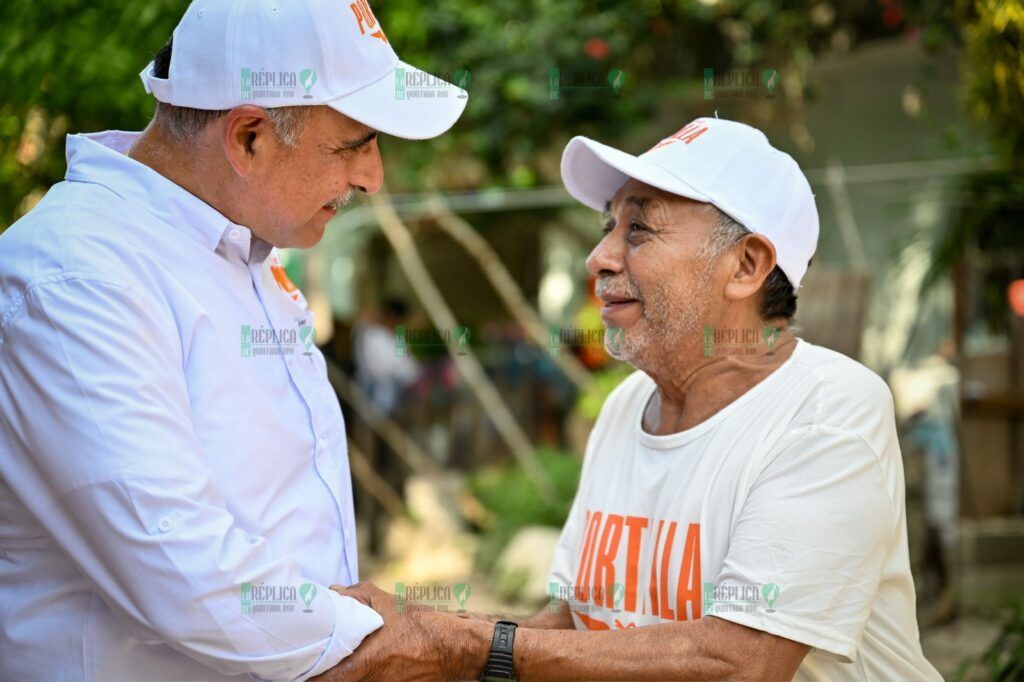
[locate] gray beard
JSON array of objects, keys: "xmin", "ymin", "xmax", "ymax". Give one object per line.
[{"xmin": 605, "ymin": 262, "xmax": 715, "ymax": 373}]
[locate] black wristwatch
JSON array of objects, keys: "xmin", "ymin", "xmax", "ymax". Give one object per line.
[{"xmin": 479, "ymin": 620, "xmax": 517, "ymax": 681}]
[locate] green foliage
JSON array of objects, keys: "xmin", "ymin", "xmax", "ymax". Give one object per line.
[
  {"xmin": 0, "ymin": 0, "xmax": 182, "ymax": 224},
  {"xmin": 468, "ymin": 447, "xmax": 581, "ymax": 571},
  {"xmin": 576, "ymin": 363, "xmax": 634, "ymax": 421},
  {"xmin": 957, "ymin": 0, "xmax": 1024, "ymax": 167},
  {"xmin": 920, "ymin": 1, "xmax": 1024, "ymax": 294},
  {"xmin": 957, "ymin": 600, "xmax": 1024, "ymax": 681},
  {"xmin": 923, "ymin": 170, "xmax": 1024, "ymax": 309},
  {"xmin": 0, "ymin": 0, "xmax": 915, "ymax": 229}
]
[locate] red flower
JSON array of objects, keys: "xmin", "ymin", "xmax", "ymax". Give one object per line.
[{"xmin": 585, "ymin": 38, "xmax": 609, "ymax": 61}]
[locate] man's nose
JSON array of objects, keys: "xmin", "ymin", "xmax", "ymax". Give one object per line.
[
  {"xmin": 349, "ymin": 140, "xmax": 384, "ymax": 195},
  {"xmin": 586, "ymin": 230, "xmax": 625, "ymax": 278}
]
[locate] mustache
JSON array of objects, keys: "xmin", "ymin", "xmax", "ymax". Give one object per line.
[
  {"xmin": 595, "ymin": 277, "xmax": 642, "ymax": 301},
  {"xmin": 325, "ymin": 189, "xmax": 355, "ymax": 211}
]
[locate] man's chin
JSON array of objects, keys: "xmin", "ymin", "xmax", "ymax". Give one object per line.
[
  {"xmin": 603, "ymin": 324, "xmax": 634, "ymax": 363},
  {"xmin": 285, "ymin": 212, "xmax": 333, "ymax": 249}
]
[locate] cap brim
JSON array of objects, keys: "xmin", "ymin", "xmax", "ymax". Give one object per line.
[
  {"xmin": 325, "ymin": 60, "xmax": 468, "ymax": 140},
  {"xmin": 560, "ymin": 136, "xmax": 711, "ymax": 211}
]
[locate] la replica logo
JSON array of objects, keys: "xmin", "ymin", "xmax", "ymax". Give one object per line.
[
  {"xmin": 649, "ymin": 121, "xmax": 709, "ymax": 152},
  {"xmin": 349, "ymin": 0, "xmax": 388, "ymax": 44},
  {"xmin": 573, "ymin": 510, "xmax": 702, "ymax": 630}
]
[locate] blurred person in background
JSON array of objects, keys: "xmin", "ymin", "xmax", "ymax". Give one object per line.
[
  {"xmin": 327, "ymin": 118, "xmax": 941, "ymax": 682},
  {"xmin": 353, "ymin": 299, "xmax": 421, "ymax": 417},
  {"xmin": 0, "ymin": 0, "xmax": 467, "ymax": 680},
  {"xmin": 902, "ymin": 339, "xmax": 961, "ymax": 625}
]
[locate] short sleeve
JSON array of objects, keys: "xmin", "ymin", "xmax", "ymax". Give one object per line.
[
  {"xmin": 547, "ymin": 371, "xmax": 646, "ymax": 608},
  {"xmin": 708, "ymin": 425, "xmax": 897, "ymax": 662},
  {"xmin": 546, "ymin": 398, "xmax": 613, "ymax": 601},
  {"xmin": 548, "ymin": 486, "xmax": 588, "ymax": 598}
]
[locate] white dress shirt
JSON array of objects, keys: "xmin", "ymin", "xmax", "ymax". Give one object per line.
[{"xmin": 0, "ymin": 131, "xmax": 383, "ymax": 681}]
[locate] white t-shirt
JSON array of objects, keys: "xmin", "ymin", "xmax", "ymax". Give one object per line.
[{"xmin": 548, "ymin": 339, "xmax": 940, "ymax": 681}]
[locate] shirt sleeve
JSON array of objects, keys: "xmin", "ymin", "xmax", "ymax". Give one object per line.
[
  {"xmin": 547, "ymin": 482, "xmax": 587, "ymax": 599},
  {"xmin": 706, "ymin": 424, "xmax": 897, "ymax": 662},
  {"xmin": 546, "ymin": 371, "xmax": 644, "ymax": 604},
  {"xmin": 0, "ymin": 275, "xmax": 382, "ymax": 680},
  {"xmin": 546, "ymin": 382, "xmax": 617, "ymax": 606}
]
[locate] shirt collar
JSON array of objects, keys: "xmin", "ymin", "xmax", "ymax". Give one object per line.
[{"xmin": 64, "ymin": 131, "xmax": 273, "ymax": 265}]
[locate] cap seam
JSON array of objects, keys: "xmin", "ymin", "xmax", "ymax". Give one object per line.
[
  {"xmin": 228, "ymin": 0, "xmax": 244, "ymax": 108},
  {"xmin": 307, "ymin": 0, "xmax": 332, "ymax": 95},
  {"xmin": 320, "ymin": 54, "xmax": 404, "ymax": 105}
]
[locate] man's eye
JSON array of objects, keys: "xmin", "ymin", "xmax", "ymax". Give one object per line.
[{"xmin": 629, "ymin": 220, "xmax": 647, "ymax": 232}]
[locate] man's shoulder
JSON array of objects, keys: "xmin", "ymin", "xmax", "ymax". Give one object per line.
[
  {"xmin": 786, "ymin": 339, "xmax": 896, "ymax": 436},
  {"xmin": 792, "ymin": 340, "xmax": 891, "ymax": 396},
  {"xmin": 0, "ymin": 181, "xmax": 149, "ymax": 294}
]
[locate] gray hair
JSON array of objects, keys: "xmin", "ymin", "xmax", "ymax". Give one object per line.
[
  {"xmin": 702, "ymin": 206, "xmax": 799, "ymax": 322},
  {"xmin": 701, "ymin": 206, "xmax": 751, "ymax": 261},
  {"xmin": 153, "ymin": 102, "xmax": 312, "ymax": 148},
  {"xmin": 149, "ymin": 38, "xmax": 311, "ymax": 147}
]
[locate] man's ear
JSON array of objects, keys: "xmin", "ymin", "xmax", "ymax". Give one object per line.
[
  {"xmin": 222, "ymin": 105, "xmax": 274, "ymax": 177},
  {"xmin": 723, "ymin": 234, "xmax": 777, "ymax": 303}
]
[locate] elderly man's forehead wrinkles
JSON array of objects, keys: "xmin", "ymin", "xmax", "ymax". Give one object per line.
[
  {"xmin": 611, "ymin": 194, "xmax": 648, "ymax": 215},
  {"xmin": 627, "ymin": 195, "xmax": 673, "ymax": 224}
]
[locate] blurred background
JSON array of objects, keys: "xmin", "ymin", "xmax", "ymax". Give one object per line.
[{"xmin": 2, "ymin": 0, "xmax": 1023, "ymax": 678}]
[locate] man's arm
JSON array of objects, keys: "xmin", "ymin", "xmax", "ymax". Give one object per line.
[
  {"xmin": 509, "ymin": 615, "xmax": 808, "ymax": 681},
  {"xmin": 329, "ymin": 584, "xmax": 808, "ymax": 681},
  {"xmin": 455, "ymin": 599, "xmax": 574, "ymax": 629},
  {"xmin": 0, "ymin": 277, "xmax": 381, "ymax": 680}
]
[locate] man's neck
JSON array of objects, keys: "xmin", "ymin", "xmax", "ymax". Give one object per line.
[
  {"xmin": 641, "ymin": 325, "xmax": 797, "ymax": 436},
  {"xmin": 127, "ymin": 127, "xmax": 226, "ymax": 220}
]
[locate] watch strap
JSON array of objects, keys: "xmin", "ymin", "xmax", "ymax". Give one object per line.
[{"xmin": 479, "ymin": 620, "xmax": 517, "ymax": 681}]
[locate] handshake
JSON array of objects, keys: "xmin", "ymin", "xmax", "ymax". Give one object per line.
[{"xmin": 313, "ymin": 581, "xmax": 566, "ymax": 682}]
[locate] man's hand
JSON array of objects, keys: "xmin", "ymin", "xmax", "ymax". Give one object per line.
[{"xmin": 314, "ymin": 582, "xmax": 490, "ymax": 682}]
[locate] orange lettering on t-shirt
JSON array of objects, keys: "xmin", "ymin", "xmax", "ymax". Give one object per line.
[
  {"xmin": 658, "ymin": 521, "xmax": 678, "ymax": 620},
  {"xmin": 648, "ymin": 519, "xmax": 665, "ymax": 616},
  {"xmin": 575, "ymin": 611, "xmax": 611, "ymax": 630},
  {"xmin": 575, "ymin": 511, "xmax": 602, "ymax": 603},
  {"xmin": 675, "ymin": 523, "xmax": 702, "ymax": 621},
  {"xmin": 593, "ymin": 514, "xmax": 624, "ymax": 608},
  {"xmin": 623, "ymin": 515, "xmax": 649, "ymax": 613}
]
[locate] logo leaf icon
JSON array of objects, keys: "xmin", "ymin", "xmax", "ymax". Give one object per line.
[
  {"xmin": 761, "ymin": 582, "xmax": 780, "ymax": 612},
  {"xmin": 607, "ymin": 68, "xmax": 625, "ymax": 95},
  {"xmin": 453, "ymin": 582, "xmax": 472, "ymax": 609},
  {"xmin": 611, "ymin": 582, "xmax": 625, "ymax": 609},
  {"xmin": 454, "ymin": 326, "xmax": 471, "ymax": 354},
  {"xmin": 299, "ymin": 325, "xmax": 316, "ymax": 354},
  {"xmin": 300, "ymin": 69, "xmax": 317, "ymax": 97},
  {"xmin": 299, "ymin": 583, "xmax": 317, "ymax": 612}
]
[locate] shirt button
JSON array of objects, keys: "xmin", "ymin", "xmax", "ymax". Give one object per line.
[
  {"xmin": 157, "ymin": 517, "xmax": 173, "ymax": 533},
  {"xmin": 317, "ymin": 437, "xmax": 327, "ymax": 451},
  {"xmin": 228, "ymin": 228, "xmax": 241, "ymax": 240}
]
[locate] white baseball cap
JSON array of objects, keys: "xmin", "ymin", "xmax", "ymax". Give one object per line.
[
  {"xmin": 561, "ymin": 117, "xmax": 819, "ymax": 288},
  {"xmin": 139, "ymin": 0, "xmax": 467, "ymax": 140}
]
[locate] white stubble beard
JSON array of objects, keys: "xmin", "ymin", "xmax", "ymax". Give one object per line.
[{"xmin": 605, "ymin": 261, "xmax": 716, "ymax": 374}]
